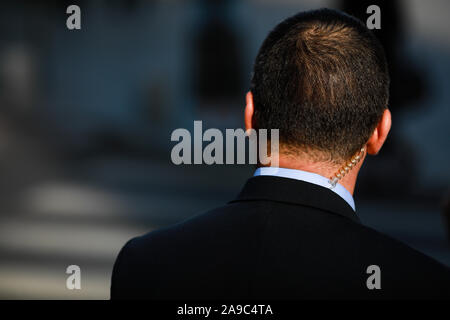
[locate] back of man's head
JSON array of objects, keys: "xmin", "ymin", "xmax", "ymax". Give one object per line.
[{"xmin": 250, "ymin": 8, "xmax": 389, "ymax": 164}]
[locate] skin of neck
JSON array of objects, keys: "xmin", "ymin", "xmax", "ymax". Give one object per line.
[{"xmin": 260, "ymin": 148, "xmax": 366, "ymax": 195}]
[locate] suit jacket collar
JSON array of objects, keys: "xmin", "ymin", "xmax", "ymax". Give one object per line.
[{"xmin": 230, "ymin": 175, "xmax": 361, "ymax": 224}]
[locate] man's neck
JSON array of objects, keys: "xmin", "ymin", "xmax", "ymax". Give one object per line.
[{"xmin": 261, "ymin": 154, "xmax": 364, "ymax": 195}]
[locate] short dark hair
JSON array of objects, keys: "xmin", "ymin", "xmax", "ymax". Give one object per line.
[{"xmin": 250, "ymin": 8, "xmax": 389, "ymax": 163}]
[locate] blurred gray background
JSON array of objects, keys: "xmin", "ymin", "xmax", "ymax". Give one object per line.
[{"xmin": 0, "ymin": 0, "xmax": 449, "ymax": 299}]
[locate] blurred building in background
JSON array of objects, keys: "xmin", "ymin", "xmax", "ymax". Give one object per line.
[{"xmin": 0, "ymin": 0, "xmax": 449, "ymax": 299}]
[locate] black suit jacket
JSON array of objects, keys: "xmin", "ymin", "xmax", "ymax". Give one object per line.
[{"xmin": 111, "ymin": 176, "xmax": 450, "ymax": 299}]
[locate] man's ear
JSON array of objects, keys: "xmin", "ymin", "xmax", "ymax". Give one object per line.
[
  {"xmin": 366, "ymin": 109, "xmax": 392, "ymax": 155},
  {"xmin": 245, "ymin": 91, "xmax": 254, "ymax": 132}
]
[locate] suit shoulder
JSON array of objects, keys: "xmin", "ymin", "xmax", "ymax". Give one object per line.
[
  {"xmin": 127, "ymin": 200, "xmax": 268, "ymax": 247},
  {"xmin": 112, "ymin": 203, "xmax": 246, "ymax": 265},
  {"xmin": 353, "ymin": 222, "xmax": 449, "ymax": 273}
]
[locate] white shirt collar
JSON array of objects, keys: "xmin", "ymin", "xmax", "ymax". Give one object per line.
[{"xmin": 253, "ymin": 167, "xmax": 355, "ymax": 211}]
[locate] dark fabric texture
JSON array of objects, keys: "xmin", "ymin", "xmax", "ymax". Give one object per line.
[{"xmin": 111, "ymin": 176, "xmax": 450, "ymax": 300}]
